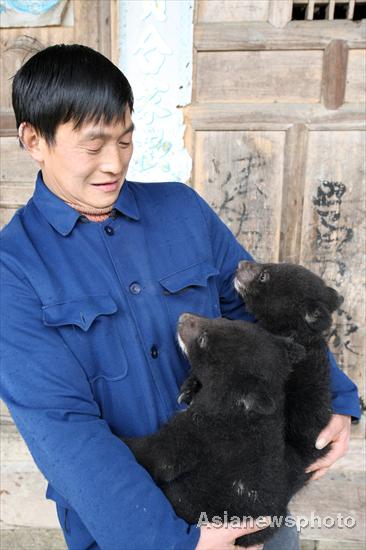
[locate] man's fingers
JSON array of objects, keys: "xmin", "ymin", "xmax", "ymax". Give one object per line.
[
  {"xmin": 310, "ymin": 467, "xmax": 329, "ymax": 481},
  {"xmin": 305, "ymin": 448, "xmax": 335, "ymax": 472},
  {"xmin": 315, "ymin": 425, "xmax": 335, "ymax": 450},
  {"xmin": 228, "ymin": 516, "xmax": 271, "ymax": 536},
  {"xmin": 240, "ymin": 545, "xmax": 264, "ymax": 550},
  {"xmin": 196, "ymin": 518, "xmax": 270, "ymax": 550},
  {"xmin": 315, "ymin": 414, "xmax": 351, "ymax": 450},
  {"xmin": 306, "ymin": 440, "xmax": 348, "ymax": 473}
]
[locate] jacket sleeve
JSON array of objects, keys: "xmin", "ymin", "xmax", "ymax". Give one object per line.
[
  {"xmin": 193, "ymin": 189, "xmax": 361, "ymax": 420},
  {"xmin": 0, "ymin": 261, "xmax": 200, "ymax": 550}
]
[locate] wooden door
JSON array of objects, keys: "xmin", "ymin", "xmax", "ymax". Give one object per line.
[
  {"xmin": 186, "ymin": 0, "xmax": 365, "ymax": 420},
  {"xmin": 185, "ymin": 2, "xmax": 365, "ymax": 542}
]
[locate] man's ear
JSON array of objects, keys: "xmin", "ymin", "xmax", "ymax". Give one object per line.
[
  {"xmin": 19, "ymin": 122, "xmax": 45, "ymax": 163},
  {"xmin": 239, "ymin": 390, "xmax": 276, "ymax": 415}
]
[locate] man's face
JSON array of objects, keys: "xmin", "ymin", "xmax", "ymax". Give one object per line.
[{"xmin": 37, "ymin": 109, "xmax": 134, "ymax": 209}]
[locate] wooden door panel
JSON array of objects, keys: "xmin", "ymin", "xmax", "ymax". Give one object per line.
[
  {"xmin": 300, "ymin": 130, "xmax": 365, "ymax": 390},
  {"xmin": 194, "ymin": 130, "xmax": 285, "ymax": 262},
  {"xmin": 196, "ymin": 51, "xmax": 323, "ymax": 103}
]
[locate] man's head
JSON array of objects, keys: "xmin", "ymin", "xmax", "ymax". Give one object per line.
[{"xmin": 13, "ymin": 44, "xmax": 134, "ymax": 209}]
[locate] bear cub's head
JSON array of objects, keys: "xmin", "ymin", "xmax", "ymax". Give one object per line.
[
  {"xmin": 177, "ymin": 313, "xmax": 304, "ymax": 416},
  {"xmin": 234, "ymin": 261, "xmax": 342, "ymax": 337}
]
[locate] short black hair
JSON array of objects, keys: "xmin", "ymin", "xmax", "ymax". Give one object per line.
[{"xmin": 12, "ymin": 44, "xmax": 134, "ymax": 144}]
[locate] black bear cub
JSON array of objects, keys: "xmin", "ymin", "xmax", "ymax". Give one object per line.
[
  {"xmin": 234, "ymin": 261, "xmax": 340, "ymax": 479},
  {"xmin": 124, "ymin": 315, "xmax": 305, "ymax": 547},
  {"xmin": 124, "ymin": 262, "xmax": 340, "ymax": 547}
]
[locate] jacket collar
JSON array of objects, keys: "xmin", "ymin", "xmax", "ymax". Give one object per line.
[{"xmin": 33, "ymin": 172, "xmax": 140, "ymax": 236}]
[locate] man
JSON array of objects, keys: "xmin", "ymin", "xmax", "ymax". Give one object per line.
[{"xmin": 0, "ymin": 44, "xmax": 360, "ymax": 550}]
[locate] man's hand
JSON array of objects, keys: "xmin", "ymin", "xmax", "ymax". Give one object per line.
[
  {"xmin": 306, "ymin": 414, "xmax": 351, "ymax": 481},
  {"xmin": 196, "ymin": 518, "xmax": 269, "ymax": 549}
]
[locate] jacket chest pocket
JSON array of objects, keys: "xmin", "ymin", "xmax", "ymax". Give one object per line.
[
  {"xmin": 42, "ymin": 294, "xmax": 128, "ymax": 382},
  {"xmin": 159, "ymin": 262, "xmax": 220, "ymax": 327}
]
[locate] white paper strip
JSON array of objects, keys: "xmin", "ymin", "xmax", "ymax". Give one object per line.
[{"xmin": 119, "ymin": 0, "xmax": 194, "ymax": 183}]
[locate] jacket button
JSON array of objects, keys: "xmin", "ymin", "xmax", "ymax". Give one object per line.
[
  {"xmin": 151, "ymin": 345, "xmax": 159, "ymax": 359},
  {"xmin": 129, "ymin": 282, "xmax": 142, "ymax": 295},
  {"xmin": 104, "ymin": 225, "xmax": 114, "ymax": 236}
]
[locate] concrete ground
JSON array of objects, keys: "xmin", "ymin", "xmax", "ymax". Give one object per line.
[{"xmin": 0, "ymin": 528, "xmax": 66, "ymax": 549}]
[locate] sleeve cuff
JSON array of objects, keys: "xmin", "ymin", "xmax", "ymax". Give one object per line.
[{"xmin": 331, "ymin": 390, "xmax": 361, "ymax": 420}]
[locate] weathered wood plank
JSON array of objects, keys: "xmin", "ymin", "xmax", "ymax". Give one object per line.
[
  {"xmin": 193, "ymin": 130, "xmax": 285, "ymax": 262},
  {"xmin": 183, "ymin": 103, "xmax": 366, "ymax": 131},
  {"xmin": 306, "ymin": 0, "xmax": 316, "ymax": 21},
  {"xmin": 0, "ymin": 137, "xmax": 42, "ymax": 228},
  {"xmin": 196, "ymin": 0, "xmax": 269, "ymax": 23},
  {"xmin": 0, "ymin": 1, "xmax": 111, "ymax": 114},
  {"xmin": 1, "ymin": 469, "xmax": 59, "ymax": 529},
  {"xmin": 291, "ymin": 440, "xmax": 365, "ymax": 543},
  {"xmin": 0, "ymin": 137, "xmax": 38, "ymax": 184},
  {"xmin": 0, "ymin": 207, "xmax": 18, "ymax": 228},
  {"xmin": 0, "ymin": 400, "xmax": 13, "ymax": 424},
  {"xmin": 279, "ymin": 123, "xmax": 309, "ymax": 263},
  {"xmin": 326, "ymin": 0, "xmax": 336, "ymax": 21},
  {"xmin": 196, "ymin": 51, "xmax": 323, "ymax": 103},
  {"xmin": 345, "ymin": 50, "xmax": 366, "ymax": 103},
  {"xmin": 1, "ymin": 423, "xmax": 60, "ymax": 529},
  {"xmin": 194, "ymin": 21, "xmax": 366, "ymax": 51},
  {"xmin": 96, "ymin": 0, "xmax": 112, "ymax": 60},
  {"xmin": 300, "ymin": 131, "xmax": 365, "ymax": 399},
  {"xmin": 348, "ymin": 0, "xmax": 356, "ymax": 20},
  {"xmin": 0, "ymin": 528, "xmax": 66, "ymax": 550},
  {"xmin": 110, "ymin": 0, "xmax": 120, "ymax": 66},
  {"xmin": 291, "ymin": 470, "xmax": 365, "ymax": 542},
  {"xmin": 321, "ymin": 40, "xmax": 349, "ymax": 110},
  {"xmin": 268, "ymin": 0, "xmax": 292, "ymax": 28},
  {"xmin": 0, "ymin": 111, "xmax": 17, "ymax": 137},
  {"xmin": 0, "ymin": 183, "xmax": 34, "ymax": 208},
  {"xmin": 312, "ymin": 542, "xmax": 364, "ymax": 550}
]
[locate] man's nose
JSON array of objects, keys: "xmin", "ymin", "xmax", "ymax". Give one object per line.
[{"xmin": 100, "ymin": 146, "xmax": 124, "ymax": 174}]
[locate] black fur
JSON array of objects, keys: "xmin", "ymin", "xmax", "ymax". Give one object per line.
[
  {"xmin": 234, "ymin": 261, "xmax": 338, "ymax": 475},
  {"xmin": 124, "ymin": 316, "xmax": 304, "ymax": 546},
  {"xmin": 123, "ymin": 262, "xmax": 339, "ymax": 546}
]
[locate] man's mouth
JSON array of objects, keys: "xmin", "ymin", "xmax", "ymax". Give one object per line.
[{"xmin": 91, "ymin": 180, "xmax": 119, "ymax": 191}]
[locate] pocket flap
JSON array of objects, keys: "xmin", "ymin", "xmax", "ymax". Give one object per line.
[
  {"xmin": 159, "ymin": 262, "xmax": 220, "ymax": 293},
  {"xmin": 42, "ymin": 294, "xmax": 118, "ymax": 331}
]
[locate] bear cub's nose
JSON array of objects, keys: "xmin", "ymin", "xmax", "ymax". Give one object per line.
[
  {"xmin": 178, "ymin": 313, "xmax": 202, "ymax": 344},
  {"xmin": 237, "ymin": 260, "xmax": 254, "ymax": 271},
  {"xmin": 179, "ymin": 313, "xmax": 196, "ymax": 325}
]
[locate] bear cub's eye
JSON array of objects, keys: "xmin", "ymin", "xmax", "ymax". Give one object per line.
[
  {"xmin": 198, "ymin": 332, "xmax": 208, "ymax": 348},
  {"xmin": 258, "ymin": 271, "xmax": 269, "ymax": 283}
]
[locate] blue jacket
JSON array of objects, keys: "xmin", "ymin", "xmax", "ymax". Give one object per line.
[{"xmin": 0, "ymin": 172, "xmax": 360, "ymax": 549}]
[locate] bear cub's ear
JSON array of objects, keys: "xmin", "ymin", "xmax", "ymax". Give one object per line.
[
  {"xmin": 304, "ymin": 287, "xmax": 342, "ymax": 327},
  {"xmin": 326, "ymin": 286, "xmax": 343, "ymax": 312}
]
